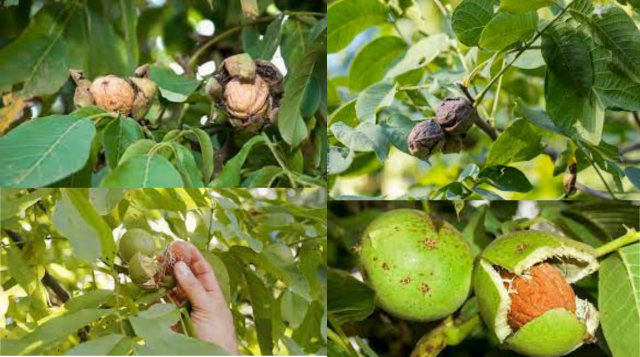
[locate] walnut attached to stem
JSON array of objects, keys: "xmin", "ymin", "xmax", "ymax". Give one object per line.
[
  {"xmin": 69, "ymin": 65, "xmax": 157, "ymax": 120},
  {"xmin": 407, "ymin": 119, "xmax": 445, "ymax": 160},
  {"xmin": 208, "ymin": 53, "xmax": 284, "ymax": 133}
]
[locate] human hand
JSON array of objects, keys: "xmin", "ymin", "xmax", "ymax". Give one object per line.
[{"xmin": 169, "ymin": 243, "xmax": 238, "ymax": 355}]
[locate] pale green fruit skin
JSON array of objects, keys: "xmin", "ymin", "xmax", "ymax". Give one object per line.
[
  {"xmin": 474, "ymin": 231, "xmax": 599, "ymax": 357},
  {"xmin": 506, "ymin": 309, "xmax": 587, "ymax": 357},
  {"xmin": 480, "ymin": 230, "xmax": 597, "ymax": 274},
  {"xmin": 129, "ymin": 252, "xmax": 159, "ymax": 285},
  {"xmin": 118, "ymin": 229, "xmax": 156, "ymax": 263},
  {"xmin": 360, "ymin": 209, "xmax": 473, "ymax": 321}
]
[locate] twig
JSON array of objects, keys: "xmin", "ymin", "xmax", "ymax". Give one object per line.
[
  {"xmin": 620, "ymin": 140, "xmax": 640, "ymax": 155},
  {"xmin": 575, "ymin": 183, "xmax": 614, "ymax": 200},
  {"xmin": 262, "ymin": 132, "xmax": 298, "ymax": 188},
  {"xmin": 473, "ymin": 115, "xmax": 498, "ymax": 141},
  {"xmin": 473, "ymin": 1, "xmax": 577, "ymax": 105},
  {"xmin": 594, "ymin": 229, "xmax": 640, "ymax": 258},
  {"xmin": 455, "ymin": 82, "xmax": 475, "ymax": 104},
  {"xmin": 3, "ymin": 230, "xmax": 71, "ymax": 303},
  {"xmin": 633, "ymin": 112, "xmax": 640, "ymax": 128},
  {"xmin": 189, "ymin": 16, "xmax": 277, "ymax": 68},
  {"xmin": 576, "ymin": 143, "xmax": 618, "ymax": 199}
]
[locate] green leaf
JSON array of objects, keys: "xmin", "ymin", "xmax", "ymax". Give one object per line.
[
  {"xmin": 65, "ymin": 334, "xmax": 131, "ymax": 356},
  {"xmin": 591, "ymin": 6, "xmax": 640, "ymax": 82},
  {"xmin": 1, "ymin": 188, "xmax": 55, "ymax": 222},
  {"xmin": 103, "ymin": 117, "xmax": 143, "ymax": 170},
  {"xmin": 243, "ymin": 268, "xmax": 274, "ymax": 355},
  {"xmin": 355, "ymin": 83, "xmax": 397, "ymax": 123},
  {"xmin": 328, "ymin": 146, "xmax": 355, "ymax": 175},
  {"xmin": 1, "ymin": 309, "xmax": 114, "ymax": 356},
  {"xmin": 330, "ymin": 122, "xmax": 389, "ymax": 162},
  {"xmin": 328, "ymin": 268, "xmax": 375, "ymax": 325},
  {"xmin": 479, "ymin": 11, "xmax": 538, "ymax": 51},
  {"xmin": 451, "ymin": 0, "xmax": 497, "ymax": 47},
  {"xmin": 500, "ymin": 0, "xmax": 553, "ymax": 14},
  {"xmin": 599, "ymin": 243, "xmax": 640, "ymax": 357},
  {"xmin": 281, "ymin": 290, "xmax": 309, "ymax": 329},
  {"xmin": 486, "ymin": 118, "xmax": 544, "ymax": 166},
  {"xmin": 301, "ymin": 75, "xmax": 322, "ymax": 118},
  {"xmin": 278, "ymin": 44, "xmax": 321, "ymax": 147},
  {"xmin": 171, "ymin": 143, "xmax": 205, "ymax": 188},
  {"xmin": 241, "ymin": 166, "xmax": 283, "ymax": 187},
  {"xmin": 117, "ymin": 139, "xmax": 156, "ymax": 165},
  {"xmin": 189, "ymin": 128, "xmax": 214, "ymax": 185},
  {"xmin": 515, "ymin": 98, "xmax": 576, "ymax": 138},
  {"xmin": 328, "ymin": 99, "xmax": 357, "ymax": 127},
  {"xmin": 625, "ymin": 167, "xmax": 640, "ymax": 190},
  {"xmin": 63, "ymin": 290, "xmax": 114, "ymax": 311},
  {"xmin": 478, "ymin": 165, "xmax": 533, "ymax": 192},
  {"xmin": 230, "ymin": 245, "xmax": 311, "ymax": 300},
  {"xmin": 150, "ymin": 65, "xmax": 200, "ymax": 102},
  {"xmin": 52, "ymin": 189, "xmax": 117, "ymax": 264},
  {"xmin": 242, "ymin": 16, "xmax": 284, "ymax": 59},
  {"xmin": 349, "ymin": 36, "xmax": 407, "ymax": 91},
  {"xmin": 0, "ymin": 5, "xmax": 70, "ymax": 98},
  {"xmin": 0, "ymin": 115, "xmax": 95, "ymax": 188},
  {"xmin": 327, "ymin": 0, "xmax": 388, "ymax": 53},
  {"xmin": 545, "ymin": 70, "xmax": 604, "ymax": 145},
  {"xmin": 86, "ymin": 9, "xmax": 135, "ymax": 78},
  {"xmin": 386, "ymin": 34, "xmax": 449, "ymax": 77},
  {"xmin": 541, "ymin": 21, "xmax": 593, "ymax": 95},
  {"xmin": 592, "ymin": 46, "xmax": 640, "ymax": 111},
  {"xmin": 100, "ymin": 155, "xmax": 184, "ymax": 188},
  {"xmin": 117, "ymin": 0, "xmax": 138, "ymax": 65},
  {"xmin": 379, "ymin": 113, "xmax": 414, "ymax": 155},
  {"xmin": 568, "ymin": 0, "xmax": 594, "ymax": 25},
  {"xmin": 129, "ymin": 304, "xmax": 229, "ymax": 355},
  {"xmin": 211, "ymin": 135, "xmax": 266, "ymax": 187}
]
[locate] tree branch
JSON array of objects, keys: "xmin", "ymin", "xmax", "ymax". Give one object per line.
[
  {"xmin": 575, "ymin": 183, "xmax": 614, "ymax": 200},
  {"xmin": 4, "ymin": 230, "xmax": 71, "ymax": 303}
]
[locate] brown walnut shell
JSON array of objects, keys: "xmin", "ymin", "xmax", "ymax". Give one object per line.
[
  {"xmin": 89, "ymin": 75, "xmax": 135, "ymax": 115},
  {"xmin": 500, "ymin": 263, "xmax": 576, "ymax": 331},
  {"xmin": 407, "ymin": 120, "xmax": 446, "ymax": 160},
  {"xmin": 435, "ymin": 97, "xmax": 476, "ymax": 135},
  {"xmin": 223, "ymin": 76, "xmax": 270, "ymax": 119}
]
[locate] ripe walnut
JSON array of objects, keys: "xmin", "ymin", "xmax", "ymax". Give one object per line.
[
  {"xmin": 435, "ymin": 97, "xmax": 476, "ymax": 135},
  {"xmin": 500, "ymin": 263, "xmax": 576, "ymax": 330},
  {"xmin": 89, "ymin": 75, "xmax": 135, "ymax": 115},
  {"xmin": 224, "ymin": 76, "xmax": 270, "ymax": 120},
  {"xmin": 407, "ymin": 119, "xmax": 445, "ymax": 160},
  {"xmin": 210, "ymin": 54, "xmax": 283, "ymax": 133}
]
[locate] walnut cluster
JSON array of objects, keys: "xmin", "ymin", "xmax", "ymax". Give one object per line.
[
  {"xmin": 407, "ymin": 97, "xmax": 478, "ymax": 160},
  {"xmin": 70, "ymin": 65, "xmax": 157, "ymax": 120}
]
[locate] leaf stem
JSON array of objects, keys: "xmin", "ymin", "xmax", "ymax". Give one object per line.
[
  {"xmin": 473, "ymin": 1, "xmax": 577, "ymax": 105},
  {"xmin": 189, "ymin": 16, "xmax": 277, "ymax": 68},
  {"xmin": 261, "ymin": 132, "xmax": 298, "ymax": 188},
  {"xmin": 328, "ymin": 314, "xmax": 361, "ymax": 357},
  {"xmin": 576, "ymin": 143, "xmax": 618, "ymax": 199},
  {"xmin": 595, "ymin": 229, "xmax": 640, "ymax": 258}
]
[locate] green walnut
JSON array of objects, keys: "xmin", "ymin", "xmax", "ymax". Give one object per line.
[
  {"xmin": 360, "ymin": 209, "xmax": 474, "ymax": 321},
  {"xmin": 474, "ymin": 231, "xmax": 600, "ymax": 357},
  {"xmin": 118, "ymin": 229, "xmax": 156, "ymax": 263},
  {"xmin": 129, "ymin": 252, "xmax": 160, "ymax": 288}
]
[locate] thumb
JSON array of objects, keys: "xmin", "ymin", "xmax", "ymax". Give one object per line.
[{"xmin": 173, "ymin": 261, "xmax": 210, "ymax": 308}]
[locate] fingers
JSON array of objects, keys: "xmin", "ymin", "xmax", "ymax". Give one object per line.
[
  {"xmin": 184, "ymin": 244, "xmax": 226, "ymax": 299},
  {"xmin": 173, "ymin": 261, "xmax": 211, "ymax": 308}
]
